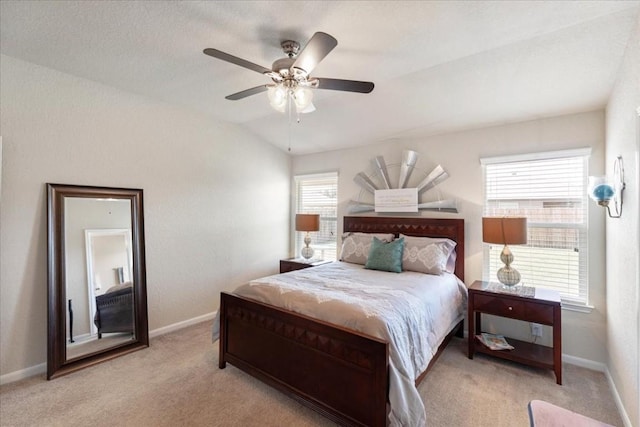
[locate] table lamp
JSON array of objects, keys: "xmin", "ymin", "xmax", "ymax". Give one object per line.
[
  {"xmin": 296, "ymin": 214, "xmax": 320, "ymax": 260},
  {"xmin": 482, "ymin": 217, "xmax": 528, "ymax": 286}
]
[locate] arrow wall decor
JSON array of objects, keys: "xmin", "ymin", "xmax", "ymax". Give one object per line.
[{"xmin": 349, "ymin": 150, "xmax": 458, "ymax": 214}]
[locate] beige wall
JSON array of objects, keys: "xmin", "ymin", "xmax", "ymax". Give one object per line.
[
  {"xmin": 293, "ymin": 110, "xmax": 608, "ymax": 364},
  {"xmin": 0, "ymin": 55, "xmax": 291, "ymax": 378},
  {"xmin": 605, "ymin": 14, "xmax": 640, "ymax": 427}
]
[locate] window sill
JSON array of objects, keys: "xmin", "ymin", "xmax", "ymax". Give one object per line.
[{"xmin": 561, "ymin": 301, "xmax": 594, "ymax": 313}]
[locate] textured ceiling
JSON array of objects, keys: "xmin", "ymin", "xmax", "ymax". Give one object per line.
[{"xmin": 1, "ymin": 1, "xmax": 638, "ymax": 154}]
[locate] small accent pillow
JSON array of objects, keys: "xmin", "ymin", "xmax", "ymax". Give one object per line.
[
  {"xmin": 365, "ymin": 237, "xmax": 405, "ymax": 273},
  {"xmin": 400, "ymin": 234, "xmax": 457, "ymax": 275},
  {"xmin": 340, "ymin": 232, "xmax": 395, "ymax": 265}
]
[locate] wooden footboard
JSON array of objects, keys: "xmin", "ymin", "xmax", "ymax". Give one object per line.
[{"xmin": 219, "ymin": 292, "xmax": 389, "ymax": 427}]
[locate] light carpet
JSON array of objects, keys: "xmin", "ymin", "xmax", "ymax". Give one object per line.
[{"xmin": 0, "ymin": 321, "xmax": 622, "ymax": 426}]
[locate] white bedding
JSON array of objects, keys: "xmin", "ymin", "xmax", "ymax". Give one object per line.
[{"xmin": 213, "ymin": 261, "xmax": 467, "ymax": 427}]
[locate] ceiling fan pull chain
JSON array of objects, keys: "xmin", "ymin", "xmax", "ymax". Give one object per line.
[{"xmin": 287, "ymin": 93, "xmax": 292, "ymax": 152}]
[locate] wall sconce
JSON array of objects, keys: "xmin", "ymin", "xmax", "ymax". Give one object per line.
[{"xmin": 588, "ymin": 156, "xmax": 626, "ymax": 218}]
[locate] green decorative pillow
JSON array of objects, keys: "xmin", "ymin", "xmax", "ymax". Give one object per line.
[{"xmin": 365, "ymin": 237, "xmax": 405, "ymax": 273}]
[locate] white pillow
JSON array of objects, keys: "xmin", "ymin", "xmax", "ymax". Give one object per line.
[
  {"xmin": 340, "ymin": 232, "xmax": 395, "ymax": 265},
  {"xmin": 399, "ymin": 234, "xmax": 457, "ymax": 275}
]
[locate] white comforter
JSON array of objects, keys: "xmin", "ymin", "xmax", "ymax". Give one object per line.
[{"xmin": 213, "ymin": 261, "xmax": 467, "ymax": 427}]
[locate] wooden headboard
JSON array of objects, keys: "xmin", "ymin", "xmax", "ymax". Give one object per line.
[{"xmin": 343, "ymin": 216, "xmax": 465, "ymax": 283}]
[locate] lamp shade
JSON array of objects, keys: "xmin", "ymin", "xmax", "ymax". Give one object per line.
[
  {"xmin": 482, "ymin": 217, "xmax": 527, "ymax": 245},
  {"xmin": 295, "ymin": 214, "xmax": 320, "ymax": 232}
]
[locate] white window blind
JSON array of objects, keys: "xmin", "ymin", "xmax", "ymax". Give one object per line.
[
  {"xmin": 481, "ymin": 149, "xmax": 590, "ymax": 305},
  {"xmin": 294, "ymin": 172, "xmax": 338, "ymax": 261}
]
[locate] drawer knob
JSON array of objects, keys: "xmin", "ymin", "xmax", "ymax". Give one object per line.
[{"xmin": 508, "ymin": 306, "xmax": 513, "ymax": 311}]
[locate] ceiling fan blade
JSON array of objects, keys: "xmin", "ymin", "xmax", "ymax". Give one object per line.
[
  {"xmin": 292, "ymin": 32, "xmax": 337, "ymax": 75},
  {"xmin": 315, "ymin": 78, "xmax": 374, "ymax": 93},
  {"xmin": 203, "ymin": 48, "xmax": 272, "ymax": 75},
  {"xmin": 225, "ymin": 85, "xmax": 269, "ymax": 101}
]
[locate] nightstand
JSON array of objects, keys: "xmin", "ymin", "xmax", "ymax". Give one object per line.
[
  {"xmin": 279, "ymin": 258, "xmax": 332, "ymax": 273},
  {"xmin": 468, "ymin": 280, "xmax": 562, "ymax": 384}
]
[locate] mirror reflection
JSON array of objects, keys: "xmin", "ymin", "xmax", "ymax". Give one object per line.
[
  {"xmin": 47, "ymin": 184, "xmax": 148, "ymax": 380},
  {"xmin": 64, "ymin": 195, "xmax": 136, "ymax": 359}
]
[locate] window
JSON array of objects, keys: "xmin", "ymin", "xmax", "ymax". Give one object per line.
[
  {"xmin": 294, "ymin": 172, "xmax": 338, "ymax": 261},
  {"xmin": 481, "ymin": 149, "xmax": 590, "ymax": 305}
]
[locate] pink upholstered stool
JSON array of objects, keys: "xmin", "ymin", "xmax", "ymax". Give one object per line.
[{"xmin": 528, "ymin": 400, "xmax": 615, "ymax": 427}]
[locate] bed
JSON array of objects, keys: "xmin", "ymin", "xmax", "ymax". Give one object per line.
[
  {"xmin": 94, "ymin": 282, "xmax": 134, "ymax": 339},
  {"xmin": 216, "ymin": 216, "xmax": 465, "ymax": 426}
]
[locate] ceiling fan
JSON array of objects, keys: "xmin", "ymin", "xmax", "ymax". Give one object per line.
[{"xmin": 203, "ymin": 32, "xmax": 374, "ymax": 114}]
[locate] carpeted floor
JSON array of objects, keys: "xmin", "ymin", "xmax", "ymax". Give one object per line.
[{"xmin": 0, "ymin": 321, "xmax": 623, "ymax": 427}]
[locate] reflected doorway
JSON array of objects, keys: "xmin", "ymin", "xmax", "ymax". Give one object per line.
[{"xmin": 85, "ymin": 229, "xmax": 133, "ymax": 336}]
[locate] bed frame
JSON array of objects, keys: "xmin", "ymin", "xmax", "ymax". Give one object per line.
[
  {"xmin": 218, "ymin": 216, "xmax": 465, "ymax": 426},
  {"xmin": 94, "ymin": 285, "xmax": 134, "ymax": 339}
]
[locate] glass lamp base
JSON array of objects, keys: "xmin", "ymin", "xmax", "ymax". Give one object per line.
[{"xmin": 497, "ymin": 266, "xmax": 521, "ymax": 286}]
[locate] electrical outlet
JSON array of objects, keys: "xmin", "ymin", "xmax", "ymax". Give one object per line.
[{"xmin": 531, "ymin": 323, "xmax": 543, "ymax": 337}]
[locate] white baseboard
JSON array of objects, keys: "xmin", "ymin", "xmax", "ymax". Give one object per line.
[
  {"xmin": 0, "ymin": 311, "xmax": 217, "ymax": 385},
  {"xmin": 562, "ymin": 353, "xmax": 606, "ymax": 372},
  {"xmin": 0, "ymin": 363, "xmax": 46, "ymax": 386},
  {"xmin": 604, "ymin": 366, "xmax": 633, "ymax": 427},
  {"xmin": 149, "ymin": 311, "xmax": 216, "ymax": 338}
]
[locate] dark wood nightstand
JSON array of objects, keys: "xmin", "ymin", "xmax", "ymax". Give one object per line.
[
  {"xmin": 279, "ymin": 258, "xmax": 333, "ymax": 273},
  {"xmin": 468, "ymin": 280, "xmax": 562, "ymax": 384}
]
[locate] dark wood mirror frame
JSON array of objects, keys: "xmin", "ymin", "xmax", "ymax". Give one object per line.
[{"xmin": 47, "ymin": 183, "xmax": 149, "ymax": 380}]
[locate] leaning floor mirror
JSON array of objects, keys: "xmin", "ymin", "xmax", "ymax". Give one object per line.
[{"xmin": 47, "ymin": 183, "xmax": 149, "ymax": 379}]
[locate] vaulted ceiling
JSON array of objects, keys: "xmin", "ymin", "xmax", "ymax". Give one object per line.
[{"xmin": 1, "ymin": 1, "xmax": 638, "ymax": 154}]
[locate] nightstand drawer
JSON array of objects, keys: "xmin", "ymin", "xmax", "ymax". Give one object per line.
[
  {"xmin": 523, "ymin": 303, "xmax": 554, "ymax": 324},
  {"xmin": 474, "ymin": 294, "xmax": 524, "ymax": 318}
]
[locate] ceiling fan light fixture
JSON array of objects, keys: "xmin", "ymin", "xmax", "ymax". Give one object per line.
[
  {"xmin": 267, "ymin": 85, "xmax": 288, "ymax": 112},
  {"xmin": 293, "ymin": 86, "xmax": 313, "ymax": 112},
  {"xmin": 267, "ymin": 83, "xmax": 314, "ymax": 114}
]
